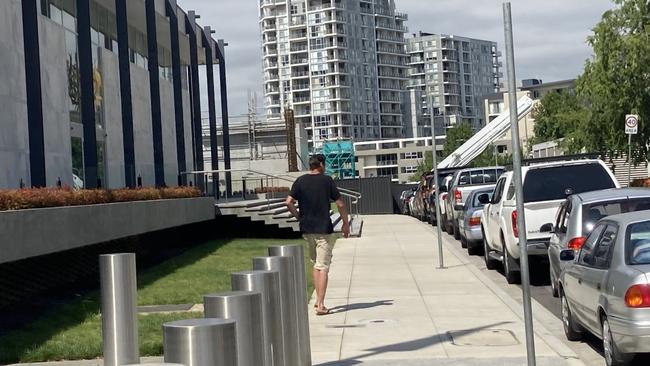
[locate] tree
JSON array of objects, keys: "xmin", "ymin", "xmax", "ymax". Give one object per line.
[
  {"xmin": 443, "ymin": 122, "xmax": 474, "ymax": 158},
  {"xmin": 577, "ymin": 0, "xmax": 650, "ymax": 161},
  {"xmin": 409, "ymin": 151, "xmax": 433, "ymax": 182},
  {"xmin": 531, "ymin": 90, "xmax": 590, "ymax": 154}
]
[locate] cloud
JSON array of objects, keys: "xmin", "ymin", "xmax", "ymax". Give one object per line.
[{"xmin": 178, "ymin": 0, "xmax": 615, "ymax": 117}]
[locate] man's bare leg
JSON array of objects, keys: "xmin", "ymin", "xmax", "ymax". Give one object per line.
[{"xmin": 313, "ymin": 268, "xmax": 329, "ymax": 312}]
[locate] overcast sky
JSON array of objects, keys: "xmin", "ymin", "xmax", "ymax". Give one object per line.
[{"xmin": 178, "ymin": 0, "xmax": 615, "ymax": 118}]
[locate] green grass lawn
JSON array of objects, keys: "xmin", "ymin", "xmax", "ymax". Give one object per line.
[{"xmin": 0, "ymin": 237, "xmax": 311, "ymax": 364}]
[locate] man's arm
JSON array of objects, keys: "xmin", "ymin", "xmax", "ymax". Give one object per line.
[
  {"xmin": 286, "ymin": 195, "xmax": 300, "ymax": 220},
  {"xmin": 335, "ymin": 198, "xmax": 350, "ymax": 238}
]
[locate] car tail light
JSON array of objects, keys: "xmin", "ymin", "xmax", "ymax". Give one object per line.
[
  {"xmin": 567, "ymin": 237, "xmax": 587, "ymax": 251},
  {"xmin": 454, "ymin": 188, "xmax": 462, "ymax": 203},
  {"xmin": 625, "ymin": 284, "xmax": 650, "ymax": 308},
  {"xmin": 469, "ymin": 217, "xmax": 481, "ymax": 227},
  {"xmin": 512, "ymin": 211, "xmax": 519, "ymax": 238},
  {"xmin": 441, "ymin": 193, "xmax": 448, "ymax": 200}
]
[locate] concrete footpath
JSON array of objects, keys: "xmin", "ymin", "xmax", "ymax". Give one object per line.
[{"xmin": 308, "ymin": 215, "xmax": 585, "ymax": 366}]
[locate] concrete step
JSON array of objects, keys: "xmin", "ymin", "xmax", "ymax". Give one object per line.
[
  {"xmin": 216, "ymin": 198, "xmax": 284, "ymax": 209},
  {"xmin": 245, "ymin": 202, "xmax": 287, "ymax": 212}
]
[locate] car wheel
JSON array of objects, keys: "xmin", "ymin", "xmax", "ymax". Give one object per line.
[
  {"xmin": 460, "ymin": 235, "xmax": 467, "ymax": 248},
  {"xmin": 453, "ymin": 222, "xmax": 461, "ymax": 240},
  {"xmin": 484, "ymin": 234, "xmax": 499, "ymax": 270},
  {"xmin": 550, "ymin": 271, "xmax": 559, "ymax": 298},
  {"xmin": 503, "ymin": 243, "xmax": 520, "ymax": 285},
  {"xmin": 560, "ymin": 291, "xmax": 582, "ymax": 341},
  {"xmin": 603, "ymin": 316, "xmax": 633, "ymax": 366},
  {"xmin": 468, "ymin": 240, "xmax": 482, "ymax": 256}
]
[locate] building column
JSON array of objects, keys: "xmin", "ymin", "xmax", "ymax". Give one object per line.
[
  {"xmin": 76, "ymin": 0, "xmax": 99, "ymax": 188},
  {"xmin": 115, "ymin": 0, "xmax": 136, "ymax": 188},
  {"xmin": 21, "ymin": 0, "xmax": 46, "ymax": 187},
  {"xmin": 203, "ymin": 28, "xmax": 219, "ymax": 198},
  {"xmin": 145, "ymin": 0, "xmax": 165, "ymax": 187},
  {"xmin": 185, "ymin": 12, "xmax": 204, "ymax": 191},
  {"xmin": 216, "ymin": 40, "xmax": 232, "ymax": 196},
  {"xmin": 166, "ymin": 0, "xmax": 186, "ymax": 186}
]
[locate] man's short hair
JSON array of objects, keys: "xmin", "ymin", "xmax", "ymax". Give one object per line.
[{"xmin": 309, "ymin": 154, "xmax": 325, "ymax": 170}]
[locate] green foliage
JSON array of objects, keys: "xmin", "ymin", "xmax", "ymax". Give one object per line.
[
  {"xmin": 533, "ymin": 0, "xmax": 650, "ymax": 161},
  {"xmin": 410, "ymin": 151, "xmax": 434, "ymax": 182},
  {"xmin": 470, "ymin": 145, "xmax": 514, "ymax": 168},
  {"xmin": 443, "ymin": 122, "xmax": 474, "ymax": 158}
]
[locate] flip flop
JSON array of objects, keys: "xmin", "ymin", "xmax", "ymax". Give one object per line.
[{"xmin": 315, "ymin": 308, "xmax": 331, "ymax": 316}]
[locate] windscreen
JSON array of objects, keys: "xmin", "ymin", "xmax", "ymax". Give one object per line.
[
  {"xmin": 472, "ymin": 191, "xmax": 494, "ymax": 208},
  {"xmin": 523, "ymin": 164, "xmax": 615, "ymax": 203},
  {"xmin": 627, "ymin": 220, "xmax": 650, "ymax": 265},
  {"xmin": 583, "ymin": 198, "xmax": 650, "ymax": 234}
]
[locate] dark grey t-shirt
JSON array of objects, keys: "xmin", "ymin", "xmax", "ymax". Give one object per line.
[{"xmin": 289, "ymin": 174, "xmax": 341, "ymax": 234}]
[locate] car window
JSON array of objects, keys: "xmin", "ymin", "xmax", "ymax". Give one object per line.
[
  {"xmin": 590, "ymin": 225, "xmax": 618, "ymax": 269},
  {"xmin": 458, "ymin": 172, "xmax": 471, "ymax": 186},
  {"xmin": 473, "ymin": 191, "xmax": 493, "ymax": 207},
  {"xmin": 492, "ymin": 177, "xmax": 506, "ymax": 203},
  {"xmin": 506, "ymin": 182, "xmax": 515, "ymax": 200},
  {"xmin": 559, "ymin": 201, "xmax": 572, "ymax": 234},
  {"xmin": 470, "ymin": 171, "xmax": 485, "ymax": 184},
  {"xmin": 578, "ymin": 224, "xmax": 606, "ymax": 266},
  {"xmin": 627, "ymin": 220, "xmax": 650, "ymax": 265},
  {"xmin": 523, "ymin": 164, "xmax": 616, "ymax": 203},
  {"xmin": 484, "ymin": 169, "xmax": 503, "ymax": 183},
  {"xmin": 555, "ymin": 203, "xmax": 566, "ymax": 232},
  {"xmin": 584, "ymin": 198, "xmax": 650, "ymax": 234}
]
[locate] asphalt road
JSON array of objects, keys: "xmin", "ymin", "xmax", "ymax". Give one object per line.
[{"xmin": 435, "ymin": 227, "xmax": 650, "ymax": 366}]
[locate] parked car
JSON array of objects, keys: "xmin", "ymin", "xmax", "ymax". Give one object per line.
[
  {"xmin": 443, "ymin": 166, "xmax": 504, "ymax": 239},
  {"xmin": 411, "ymin": 183, "xmax": 429, "ymax": 221},
  {"xmin": 427, "ymin": 169, "xmax": 459, "ymax": 225},
  {"xmin": 546, "ymin": 188, "xmax": 650, "ymax": 297},
  {"xmin": 481, "ymin": 158, "xmax": 619, "ymax": 284},
  {"xmin": 559, "ymin": 211, "xmax": 650, "ymax": 366},
  {"xmin": 400, "ymin": 189, "xmax": 416, "ymax": 215},
  {"xmin": 457, "ymin": 186, "xmax": 495, "ymax": 255}
]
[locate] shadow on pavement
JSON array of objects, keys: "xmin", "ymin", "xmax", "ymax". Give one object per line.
[
  {"xmin": 329, "ymin": 300, "xmax": 394, "ymax": 314},
  {"xmin": 316, "ymin": 321, "xmax": 511, "ymax": 366}
]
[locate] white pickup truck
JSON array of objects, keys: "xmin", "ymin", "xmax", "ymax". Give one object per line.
[{"xmin": 480, "ymin": 159, "xmax": 619, "ymax": 284}]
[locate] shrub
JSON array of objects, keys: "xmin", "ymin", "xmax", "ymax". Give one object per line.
[
  {"xmin": 631, "ymin": 178, "xmax": 650, "ymax": 188},
  {"xmin": 0, "ymin": 187, "xmax": 202, "ymax": 212}
]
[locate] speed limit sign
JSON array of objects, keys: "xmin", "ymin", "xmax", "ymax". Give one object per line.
[{"xmin": 626, "ymin": 114, "xmax": 639, "ymax": 134}]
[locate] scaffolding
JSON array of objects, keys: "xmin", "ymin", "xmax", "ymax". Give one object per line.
[{"xmin": 322, "ymin": 140, "xmax": 356, "ymax": 179}]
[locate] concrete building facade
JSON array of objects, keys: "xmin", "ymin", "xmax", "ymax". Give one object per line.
[
  {"xmin": 0, "ymin": 0, "xmax": 230, "ymax": 190},
  {"xmin": 355, "ymin": 136, "xmax": 445, "ymax": 183},
  {"xmin": 405, "ymin": 32, "xmax": 501, "ymax": 137},
  {"xmin": 259, "ymin": 0, "xmax": 409, "ymax": 149}
]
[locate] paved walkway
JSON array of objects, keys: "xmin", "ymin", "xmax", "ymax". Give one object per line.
[{"xmin": 308, "ymin": 215, "xmax": 584, "ymax": 366}]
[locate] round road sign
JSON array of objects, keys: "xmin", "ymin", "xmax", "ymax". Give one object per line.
[{"xmin": 626, "ymin": 115, "xmax": 638, "ymax": 128}]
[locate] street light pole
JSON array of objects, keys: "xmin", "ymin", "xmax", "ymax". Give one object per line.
[
  {"xmin": 430, "ymin": 95, "xmax": 445, "ymax": 269},
  {"xmin": 504, "ymin": 3, "xmax": 536, "ymax": 366}
]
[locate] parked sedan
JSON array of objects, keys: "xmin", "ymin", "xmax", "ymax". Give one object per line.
[
  {"xmin": 545, "ymin": 188, "xmax": 650, "ymax": 297},
  {"xmin": 457, "ymin": 186, "xmax": 494, "ymax": 255},
  {"xmin": 559, "ymin": 211, "xmax": 650, "ymax": 366}
]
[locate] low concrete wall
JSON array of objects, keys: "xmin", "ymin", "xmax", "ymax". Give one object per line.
[{"xmin": 0, "ymin": 197, "xmax": 215, "ymax": 264}]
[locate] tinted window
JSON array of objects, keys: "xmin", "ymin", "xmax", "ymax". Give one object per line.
[
  {"xmin": 523, "ymin": 164, "xmax": 615, "ymax": 203},
  {"xmin": 483, "ymin": 169, "xmax": 503, "ymax": 183},
  {"xmin": 583, "ymin": 198, "xmax": 650, "ymax": 234},
  {"xmin": 473, "ymin": 191, "xmax": 493, "ymax": 207},
  {"xmin": 458, "ymin": 172, "xmax": 471, "ymax": 186},
  {"xmin": 590, "ymin": 225, "xmax": 617, "ymax": 268},
  {"xmin": 492, "ymin": 178, "xmax": 506, "ymax": 203},
  {"xmin": 437, "ymin": 173, "xmax": 455, "ymax": 188},
  {"xmin": 579, "ymin": 224, "xmax": 606, "ymax": 265},
  {"xmin": 627, "ymin": 220, "xmax": 650, "ymax": 265}
]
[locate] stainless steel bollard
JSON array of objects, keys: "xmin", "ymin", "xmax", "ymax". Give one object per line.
[
  {"xmin": 253, "ymin": 256, "xmax": 299, "ymax": 366},
  {"xmin": 163, "ymin": 318, "xmax": 237, "ymax": 366},
  {"xmin": 204, "ymin": 291, "xmax": 265, "ymax": 366},
  {"xmin": 231, "ymin": 270, "xmax": 284, "ymax": 366},
  {"xmin": 269, "ymin": 245, "xmax": 312, "ymax": 366},
  {"xmin": 100, "ymin": 253, "xmax": 139, "ymax": 366}
]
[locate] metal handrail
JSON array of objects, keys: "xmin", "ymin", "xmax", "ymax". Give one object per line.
[{"xmin": 181, "ymin": 168, "xmax": 361, "ymax": 219}]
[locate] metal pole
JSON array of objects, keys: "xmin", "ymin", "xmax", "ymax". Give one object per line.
[
  {"xmin": 232, "ymin": 270, "xmax": 284, "ymax": 366},
  {"xmin": 504, "ymin": 3, "xmax": 536, "ymax": 365},
  {"xmin": 204, "ymin": 291, "xmax": 266, "ymax": 366},
  {"xmin": 253, "ymin": 256, "xmax": 300, "ymax": 366},
  {"xmin": 163, "ymin": 318, "xmax": 237, "ymax": 366},
  {"xmin": 99, "ymin": 253, "xmax": 139, "ymax": 366},
  {"xmin": 628, "ymin": 134, "xmax": 632, "ymax": 187},
  {"xmin": 429, "ymin": 96, "xmax": 445, "ymax": 269},
  {"xmin": 268, "ymin": 245, "xmax": 311, "ymax": 366}
]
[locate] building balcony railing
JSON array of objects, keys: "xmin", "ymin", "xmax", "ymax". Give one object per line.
[
  {"xmin": 290, "ymin": 44, "xmax": 308, "ymax": 52},
  {"xmin": 375, "ymin": 22, "xmax": 408, "ymax": 32},
  {"xmin": 293, "ymin": 84, "xmax": 310, "ymax": 90},
  {"xmin": 291, "ymin": 71, "xmax": 310, "ymax": 77}
]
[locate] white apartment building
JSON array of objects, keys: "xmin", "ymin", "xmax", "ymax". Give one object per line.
[
  {"xmin": 404, "ymin": 32, "xmax": 501, "ymax": 137},
  {"xmin": 259, "ymin": 0, "xmax": 409, "ymax": 149}
]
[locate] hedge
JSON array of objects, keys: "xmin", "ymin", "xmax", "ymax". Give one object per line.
[{"xmin": 0, "ymin": 187, "xmax": 202, "ymax": 212}]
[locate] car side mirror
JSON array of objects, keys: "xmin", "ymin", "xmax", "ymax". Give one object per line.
[
  {"xmin": 478, "ymin": 194, "xmax": 490, "ymax": 205},
  {"xmin": 559, "ymin": 249, "xmax": 576, "ymax": 262},
  {"xmin": 540, "ymin": 223, "xmax": 554, "ymax": 233},
  {"xmin": 454, "ymin": 203, "xmax": 464, "ymax": 211}
]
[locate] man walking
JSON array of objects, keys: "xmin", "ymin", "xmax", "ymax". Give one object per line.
[{"xmin": 286, "ymin": 154, "xmax": 349, "ymax": 315}]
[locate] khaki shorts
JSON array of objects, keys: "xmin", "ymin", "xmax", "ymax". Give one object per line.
[{"xmin": 303, "ymin": 234, "xmax": 335, "ymax": 272}]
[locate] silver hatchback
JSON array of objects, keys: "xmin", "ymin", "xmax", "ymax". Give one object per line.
[
  {"xmin": 559, "ymin": 211, "xmax": 650, "ymax": 366},
  {"xmin": 546, "ymin": 188, "xmax": 650, "ymax": 297}
]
